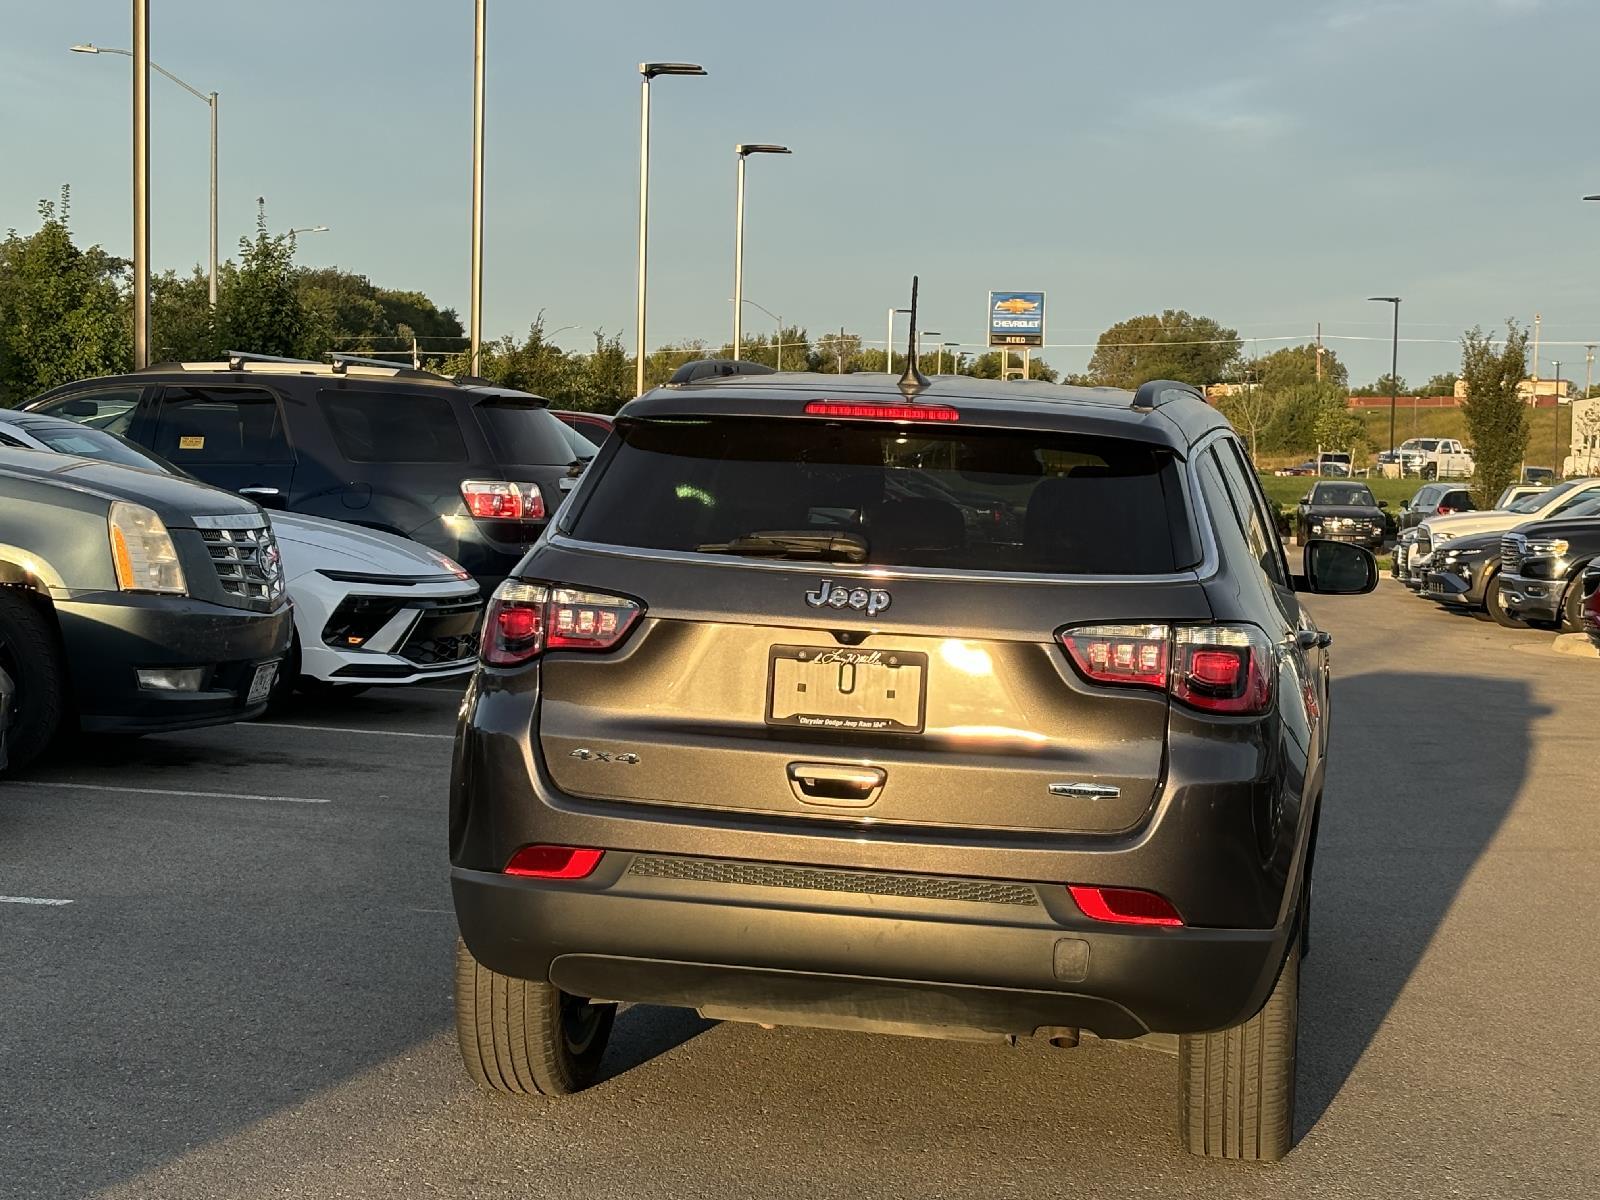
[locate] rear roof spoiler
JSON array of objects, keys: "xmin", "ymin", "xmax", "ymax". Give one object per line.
[
  {"xmin": 666, "ymin": 359, "xmax": 778, "ymax": 386},
  {"xmin": 1131, "ymin": 380, "xmax": 1206, "ymax": 411}
]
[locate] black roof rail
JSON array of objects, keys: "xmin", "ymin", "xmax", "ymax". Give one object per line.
[
  {"xmin": 1131, "ymin": 379, "xmax": 1205, "ymax": 411},
  {"xmin": 666, "ymin": 359, "xmax": 778, "ymax": 386}
]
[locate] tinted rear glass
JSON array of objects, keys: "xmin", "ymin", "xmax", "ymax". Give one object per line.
[
  {"xmin": 320, "ymin": 390, "xmax": 469, "ymax": 463},
  {"xmin": 567, "ymin": 418, "xmax": 1195, "ymax": 574},
  {"xmin": 473, "ymin": 398, "xmax": 576, "ymax": 465}
]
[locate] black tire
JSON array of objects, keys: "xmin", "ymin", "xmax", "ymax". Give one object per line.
[
  {"xmin": 1421, "ymin": 463, "xmax": 1437, "ymax": 481},
  {"xmin": 1180, "ymin": 943, "xmax": 1299, "ymax": 1162},
  {"xmin": 454, "ymin": 937, "xmax": 615, "ymax": 1096},
  {"xmin": 265, "ymin": 633, "xmax": 301, "ymax": 714},
  {"xmin": 0, "ymin": 589, "xmax": 67, "ymax": 773},
  {"xmin": 1485, "ymin": 577, "xmax": 1522, "ymax": 628},
  {"xmin": 1561, "ymin": 573, "xmax": 1586, "ymax": 633}
]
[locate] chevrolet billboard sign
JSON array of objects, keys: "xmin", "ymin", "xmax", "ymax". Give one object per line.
[{"xmin": 988, "ymin": 291, "xmax": 1045, "ymax": 347}]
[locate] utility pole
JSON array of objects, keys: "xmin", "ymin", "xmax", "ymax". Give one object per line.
[
  {"xmin": 131, "ymin": 0, "xmax": 150, "ymax": 368},
  {"xmin": 1531, "ymin": 312, "xmax": 1541, "ymax": 405},
  {"xmin": 1554, "ymin": 361, "xmax": 1563, "ymax": 475},
  {"xmin": 1315, "ymin": 321, "xmax": 1324, "ymax": 382},
  {"xmin": 469, "ymin": 0, "xmax": 485, "ymax": 376}
]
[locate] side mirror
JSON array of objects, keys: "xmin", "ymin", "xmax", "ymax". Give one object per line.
[
  {"xmin": 1378, "ymin": 500, "xmax": 1389, "ymax": 509},
  {"xmin": 1300, "ymin": 494, "xmax": 1311, "ymax": 504},
  {"xmin": 1296, "ymin": 540, "xmax": 1379, "ymax": 595}
]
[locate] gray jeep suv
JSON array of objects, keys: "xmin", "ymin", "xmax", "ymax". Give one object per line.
[{"xmin": 448, "ymin": 369, "xmax": 1375, "ymax": 1162}]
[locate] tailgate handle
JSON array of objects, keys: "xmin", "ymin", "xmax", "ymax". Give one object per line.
[{"xmin": 787, "ymin": 762, "xmax": 885, "ymax": 808}]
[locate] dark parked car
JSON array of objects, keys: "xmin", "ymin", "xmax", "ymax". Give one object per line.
[
  {"xmin": 1397, "ymin": 482, "xmax": 1476, "ymax": 532},
  {"xmin": 0, "ymin": 446, "xmax": 292, "ymax": 772},
  {"xmin": 25, "ymin": 356, "xmax": 590, "ymax": 590},
  {"xmin": 1293, "ymin": 481, "xmax": 1387, "ymax": 548},
  {"xmin": 553, "ymin": 410, "xmax": 613, "ymax": 444},
  {"xmin": 1582, "ymin": 563, "xmax": 1600, "ymax": 647},
  {"xmin": 449, "ymin": 368, "xmax": 1377, "ymax": 1162},
  {"xmin": 1418, "ymin": 530, "xmax": 1509, "ymax": 617},
  {"xmin": 1496, "ymin": 501, "xmax": 1600, "ymax": 630}
]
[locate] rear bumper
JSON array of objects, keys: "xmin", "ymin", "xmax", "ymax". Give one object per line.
[
  {"xmin": 55, "ymin": 592, "xmax": 292, "ymax": 733},
  {"xmin": 453, "ymin": 859, "xmax": 1291, "ymax": 1039}
]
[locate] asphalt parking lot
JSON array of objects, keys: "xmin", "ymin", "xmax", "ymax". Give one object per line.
[{"xmin": 3, "ymin": 582, "xmax": 1598, "ymax": 1200}]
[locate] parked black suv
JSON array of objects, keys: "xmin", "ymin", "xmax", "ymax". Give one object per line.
[
  {"xmin": 25, "ymin": 355, "xmax": 585, "ymax": 590},
  {"xmin": 0, "ymin": 446, "xmax": 292, "ymax": 771},
  {"xmin": 448, "ymin": 370, "xmax": 1376, "ymax": 1162},
  {"xmin": 1292, "ymin": 480, "xmax": 1388, "ymax": 549},
  {"xmin": 1496, "ymin": 506, "xmax": 1600, "ymax": 630}
]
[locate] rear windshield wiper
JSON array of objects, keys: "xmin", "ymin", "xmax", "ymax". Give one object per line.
[{"xmin": 695, "ymin": 530, "xmax": 869, "ymax": 563}]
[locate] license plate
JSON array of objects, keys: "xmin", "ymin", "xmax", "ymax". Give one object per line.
[
  {"xmin": 247, "ymin": 662, "xmax": 279, "ymax": 705},
  {"xmin": 765, "ymin": 645, "xmax": 927, "ymax": 734}
]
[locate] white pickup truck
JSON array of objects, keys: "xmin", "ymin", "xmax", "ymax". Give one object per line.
[{"xmin": 1399, "ymin": 437, "xmax": 1474, "ymax": 480}]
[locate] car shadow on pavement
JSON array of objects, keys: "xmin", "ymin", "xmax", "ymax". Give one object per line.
[
  {"xmin": 601, "ymin": 1005, "xmax": 718, "ymax": 1084},
  {"xmin": 1295, "ymin": 669, "xmax": 1542, "ymax": 1141}
]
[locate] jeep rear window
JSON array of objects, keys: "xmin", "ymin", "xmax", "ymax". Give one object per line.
[
  {"xmin": 566, "ymin": 418, "xmax": 1196, "ymax": 574},
  {"xmin": 319, "ymin": 390, "xmax": 469, "ymax": 463},
  {"xmin": 473, "ymin": 398, "xmax": 578, "ymax": 466}
]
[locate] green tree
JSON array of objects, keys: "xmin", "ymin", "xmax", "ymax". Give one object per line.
[
  {"xmin": 0, "ymin": 189, "xmax": 130, "ymax": 404},
  {"xmin": 150, "ymin": 266, "xmax": 219, "ymax": 362},
  {"xmin": 577, "ymin": 330, "xmax": 634, "ymax": 411},
  {"xmin": 1418, "ymin": 372, "xmax": 1458, "ymax": 397},
  {"xmin": 1352, "ymin": 372, "xmax": 1408, "ymax": 397},
  {"xmin": 1259, "ymin": 381, "xmax": 1350, "ymax": 455},
  {"xmin": 815, "ymin": 330, "xmax": 862, "ymax": 374},
  {"xmin": 1254, "ymin": 342, "xmax": 1348, "ymax": 390},
  {"xmin": 1216, "ymin": 386, "xmax": 1281, "ymax": 465},
  {"xmin": 1085, "ymin": 310, "xmax": 1241, "ymax": 389},
  {"xmin": 964, "ymin": 351, "xmax": 1057, "ymax": 381},
  {"xmin": 1459, "ymin": 322, "xmax": 1530, "ymax": 508},
  {"xmin": 216, "ymin": 201, "xmax": 309, "ymax": 357}
]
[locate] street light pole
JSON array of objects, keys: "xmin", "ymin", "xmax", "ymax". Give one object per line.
[
  {"xmin": 71, "ymin": 43, "xmax": 219, "ymax": 311},
  {"xmin": 735, "ymin": 298, "xmax": 783, "ymax": 368},
  {"xmin": 938, "ymin": 341, "xmax": 958, "ymax": 375},
  {"xmin": 636, "ymin": 62, "xmax": 707, "ymax": 395},
  {"xmin": 732, "ymin": 144, "xmax": 790, "ymax": 362},
  {"xmin": 469, "ymin": 0, "xmax": 485, "ymax": 376},
  {"xmin": 885, "ymin": 307, "xmax": 909, "ymax": 374},
  {"xmin": 1369, "ymin": 296, "xmax": 1401, "ymax": 454},
  {"xmin": 132, "ymin": 4, "xmax": 150, "ymax": 368},
  {"xmin": 1554, "ymin": 361, "xmax": 1563, "ymax": 476}
]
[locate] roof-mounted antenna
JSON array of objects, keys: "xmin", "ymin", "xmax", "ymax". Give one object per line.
[{"xmin": 897, "ymin": 275, "xmax": 931, "ymax": 398}]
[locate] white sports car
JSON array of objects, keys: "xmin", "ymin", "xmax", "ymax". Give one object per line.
[{"xmin": 0, "ymin": 412, "xmax": 481, "ymax": 704}]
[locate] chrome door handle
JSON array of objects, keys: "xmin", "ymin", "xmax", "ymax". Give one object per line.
[
  {"xmin": 239, "ymin": 487, "xmax": 282, "ymax": 497},
  {"xmin": 787, "ymin": 762, "xmax": 885, "ymax": 808}
]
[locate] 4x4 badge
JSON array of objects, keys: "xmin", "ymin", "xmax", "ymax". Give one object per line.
[{"xmin": 805, "ymin": 579, "xmax": 891, "ymax": 616}]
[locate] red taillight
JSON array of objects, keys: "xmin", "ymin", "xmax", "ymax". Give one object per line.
[
  {"xmin": 460, "ymin": 480, "xmax": 546, "ymax": 521},
  {"xmin": 1058, "ymin": 623, "xmax": 1272, "ymax": 716},
  {"xmin": 803, "ymin": 400, "xmax": 960, "ymax": 422},
  {"xmin": 481, "ymin": 581, "xmax": 642, "ymax": 666},
  {"xmin": 1059, "ymin": 624, "xmax": 1169, "ymax": 688},
  {"xmin": 1068, "ymin": 885, "xmax": 1184, "ymax": 927},
  {"xmin": 503, "ymin": 845, "xmax": 604, "ymax": 879}
]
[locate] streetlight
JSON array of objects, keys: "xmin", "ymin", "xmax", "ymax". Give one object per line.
[
  {"xmin": 1368, "ymin": 296, "xmax": 1401, "ymax": 454},
  {"xmin": 72, "ymin": 41, "xmax": 219, "ymax": 312},
  {"xmin": 917, "ymin": 330, "xmax": 941, "ymax": 364},
  {"xmin": 281, "ymin": 225, "xmax": 329, "ymax": 241},
  {"xmin": 938, "ymin": 341, "xmax": 958, "ymax": 375},
  {"xmin": 1554, "ymin": 360, "xmax": 1564, "ymax": 476},
  {"xmin": 636, "ymin": 62, "xmax": 707, "ymax": 394},
  {"xmin": 886, "ymin": 307, "xmax": 910, "ymax": 374},
  {"xmin": 732, "ymin": 144, "xmax": 791, "ymax": 362},
  {"xmin": 734, "ymin": 298, "xmax": 784, "ymax": 368},
  {"xmin": 469, "ymin": 0, "xmax": 486, "ymax": 376}
]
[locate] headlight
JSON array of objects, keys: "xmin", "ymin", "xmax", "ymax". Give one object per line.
[
  {"xmin": 1432, "ymin": 531, "xmax": 1457, "ymax": 544},
  {"xmin": 108, "ymin": 501, "xmax": 187, "ymax": 594},
  {"xmin": 1526, "ymin": 538, "xmax": 1570, "ymax": 557},
  {"xmin": 426, "ymin": 548, "xmax": 472, "ymax": 581}
]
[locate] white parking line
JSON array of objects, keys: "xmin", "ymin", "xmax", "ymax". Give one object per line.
[
  {"xmin": 248, "ymin": 722, "xmax": 453, "ymax": 741},
  {"xmin": 20, "ymin": 781, "xmax": 331, "ymax": 804},
  {"xmin": 0, "ymin": 896, "xmax": 74, "ymax": 906}
]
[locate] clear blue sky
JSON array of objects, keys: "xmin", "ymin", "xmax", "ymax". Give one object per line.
[{"xmin": 4, "ymin": 0, "xmax": 1599, "ymax": 386}]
